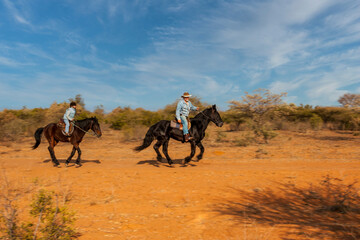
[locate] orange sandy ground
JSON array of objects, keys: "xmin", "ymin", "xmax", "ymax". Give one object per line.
[{"xmin": 1, "ymin": 127, "xmax": 360, "ymax": 239}]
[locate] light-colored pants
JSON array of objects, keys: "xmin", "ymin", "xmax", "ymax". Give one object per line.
[
  {"xmin": 180, "ymin": 115, "xmax": 189, "ymax": 135},
  {"xmin": 64, "ymin": 118, "xmax": 70, "ymax": 133}
]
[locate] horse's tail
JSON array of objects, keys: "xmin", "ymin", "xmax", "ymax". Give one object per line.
[
  {"xmin": 134, "ymin": 125, "xmax": 155, "ymax": 152},
  {"xmin": 32, "ymin": 127, "xmax": 44, "ymax": 150}
]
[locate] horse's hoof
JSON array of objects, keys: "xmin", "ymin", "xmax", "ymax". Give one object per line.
[
  {"xmin": 184, "ymin": 157, "xmax": 191, "ymax": 163},
  {"xmin": 53, "ymin": 164, "xmax": 60, "ymax": 168},
  {"xmin": 75, "ymin": 163, "xmax": 82, "ymax": 167},
  {"xmin": 65, "ymin": 163, "xmax": 69, "ymax": 167}
]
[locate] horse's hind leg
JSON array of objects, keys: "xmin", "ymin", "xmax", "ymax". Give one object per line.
[
  {"xmin": 48, "ymin": 139, "xmax": 60, "ymax": 167},
  {"xmin": 184, "ymin": 141, "xmax": 196, "ymax": 164},
  {"xmin": 162, "ymin": 140, "xmax": 173, "ymax": 165},
  {"xmin": 65, "ymin": 147, "xmax": 76, "ymax": 167},
  {"xmin": 75, "ymin": 146, "xmax": 82, "ymax": 167},
  {"xmin": 153, "ymin": 140, "xmax": 163, "ymax": 162},
  {"xmin": 196, "ymin": 141, "xmax": 205, "ymax": 161}
]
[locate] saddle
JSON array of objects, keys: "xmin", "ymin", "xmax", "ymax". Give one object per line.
[
  {"xmin": 170, "ymin": 117, "xmax": 191, "ymax": 130},
  {"xmin": 57, "ymin": 119, "xmax": 74, "ymax": 136}
]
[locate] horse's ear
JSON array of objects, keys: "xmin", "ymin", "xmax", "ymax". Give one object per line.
[{"xmin": 212, "ymin": 104, "xmax": 217, "ymax": 110}]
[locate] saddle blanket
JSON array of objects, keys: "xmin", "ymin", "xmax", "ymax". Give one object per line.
[{"xmin": 170, "ymin": 119, "xmax": 191, "ymax": 130}]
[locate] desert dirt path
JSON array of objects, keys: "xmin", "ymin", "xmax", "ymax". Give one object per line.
[{"xmin": 1, "ymin": 128, "xmax": 360, "ymax": 239}]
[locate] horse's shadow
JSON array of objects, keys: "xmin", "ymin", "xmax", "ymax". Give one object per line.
[
  {"xmin": 43, "ymin": 159, "xmax": 101, "ymax": 167},
  {"xmin": 137, "ymin": 159, "xmax": 197, "ymax": 168}
]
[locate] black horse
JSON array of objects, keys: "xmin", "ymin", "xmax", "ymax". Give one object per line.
[
  {"xmin": 135, "ymin": 105, "xmax": 223, "ymax": 165},
  {"xmin": 32, "ymin": 117, "xmax": 102, "ymax": 167}
]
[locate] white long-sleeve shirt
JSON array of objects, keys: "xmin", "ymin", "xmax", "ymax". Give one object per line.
[{"xmin": 63, "ymin": 107, "xmax": 76, "ymax": 121}]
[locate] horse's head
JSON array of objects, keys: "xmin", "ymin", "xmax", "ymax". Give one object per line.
[
  {"xmin": 204, "ymin": 105, "xmax": 224, "ymax": 127},
  {"xmin": 90, "ymin": 117, "xmax": 102, "ymax": 137}
]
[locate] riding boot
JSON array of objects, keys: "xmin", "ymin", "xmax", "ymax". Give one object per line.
[{"xmin": 184, "ymin": 134, "xmax": 193, "ymax": 142}]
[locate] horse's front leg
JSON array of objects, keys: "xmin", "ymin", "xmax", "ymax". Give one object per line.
[
  {"xmin": 65, "ymin": 147, "xmax": 76, "ymax": 167},
  {"xmin": 196, "ymin": 141, "xmax": 205, "ymax": 161},
  {"xmin": 184, "ymin": 141, "xmax": 196, "ymax": 164},
  {"xmin": 162, "ymin": 139, "xmax": 173, "ymax": 166}
]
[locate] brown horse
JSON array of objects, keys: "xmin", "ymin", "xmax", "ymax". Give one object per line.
[{"xmin": 32, "ymin": 117, "xmax": 102, "ymax": 167}]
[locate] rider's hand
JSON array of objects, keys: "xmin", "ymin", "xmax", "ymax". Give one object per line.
[
  {"xmin": 177, "ymin": 119, "xmax": 181, "ymax": 123},
  {"xmin": 197, "ymin": 107, "xmax": 199, "ymax": 111}
]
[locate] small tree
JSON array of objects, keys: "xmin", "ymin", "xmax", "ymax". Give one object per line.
[
  {"xmin": 229, "ymin": 89, "xmax": 287, "ymax": 143},
  {"xmin": 338, "ymin": 93, "xmax": 360, "ymax": 108},
  {"xmin": 69, "ymin": 94, "xmax": 85, "ymax": 109}
]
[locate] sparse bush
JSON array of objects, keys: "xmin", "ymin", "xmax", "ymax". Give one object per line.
[
  {"xmin": 0, "ymin": 189, "xmax": 78, "ymax": 239},
  {"xmin": 309, "ymin": 114, "xmax": 323, "ymax": 130},
  {"xmin": 229, "ymin": 89, "xmax": 286, "ymax": 143},
  {"xmin": 30, "ymin": 189, "xmax": 78, "ymax": 239},
  {"xmin": 233, "ymin": 132, "xmax": 255, "ymax": 147},
  {"xmin": 106, "ymin": 107, "xmax": 163, "ymax": 130},
  {"xmin": 255, "ymin": 147, "xmax": 268, "ymax": 158},
  {"xmin": 0, "ymin": 118, "xmax": 28, "ymax": 141},
  {"xmin": 259, "ymin": 128, "xmax": 278, "ymax": 142},
  {"xmin": 120, "ymin": 125, "xmax": 148, "ymax": 141},
  {"xmin": 233, "ymin": 138, "xmax": 250, "ymax": 147},
  {"xmin": 216, "ymin": 131, "xmax": 227, "ymax": 142},
  {"xmin": 222, "ymin": 110, "xmax": 247, "ymax": 131},
  {"xmin": 0, "ymin": 173, "xmax": 78, "ymax": 240}
]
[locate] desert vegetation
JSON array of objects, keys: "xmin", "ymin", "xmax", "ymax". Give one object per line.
[
  {"xmin": 1, "ymin": 91, "xmax": 359, "ymax": 144},
  {"xmin": 0, "ymin": 173, "xmax": 78, "ymax": 239}
]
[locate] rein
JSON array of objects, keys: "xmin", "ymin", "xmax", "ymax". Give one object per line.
[
  {"xmin": 73, "ymin": 122, "xmax": 99, "ymax": 137},
  {"xmin": 199, "ymin": 110, "xmax": 211, "ymax": 119},
  {"xmin": 198, "ymin": 109, "xmax": 222, "ymax": 125}
]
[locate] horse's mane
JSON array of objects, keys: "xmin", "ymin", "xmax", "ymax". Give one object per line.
[
  {"xmin": 194, "ymin": 107, "xmax": 212, "ymax": 119},
  {"xmin": 75, "ymin": 117, "xmax": 98, "ymax": 128}
]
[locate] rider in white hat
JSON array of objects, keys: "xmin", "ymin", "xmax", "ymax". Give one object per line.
[{"xmin": 175, "ymin": 92, "xmax": 199, "ymax": 142}]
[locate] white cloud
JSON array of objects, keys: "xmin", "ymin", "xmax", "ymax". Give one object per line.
[
  {"xmin": 0, "ymin": 56, "xmax": 21, "ymax": 67},
  {"xmin": 2, "ymin": 0, "xmax": 31, "ymax": 25}
]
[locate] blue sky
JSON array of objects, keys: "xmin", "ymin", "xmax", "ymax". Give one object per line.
[{"xmin": 1, "ymin": 0, "xmax": 360, "ymax": 111}]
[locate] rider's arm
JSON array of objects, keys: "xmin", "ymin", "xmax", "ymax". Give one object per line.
[
  {"xmin": 65, "ymin": 109, "xmax": 74, "ymax": 121},
  {"xmin": 176, "ymin": 101, "xmax": 182, "ymax": 120},
  {"xmin": 189, "ymin": 101, "xmax": 198, "ymax": 111}
]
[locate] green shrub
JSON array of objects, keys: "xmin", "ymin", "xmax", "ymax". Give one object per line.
[
  {"xmin": 309, "ymin": 114, "xmax": 323, "ymax": 130},
  {"xmin": 0, "ymin": 189, "xmax": 78, "ymax": 239}
]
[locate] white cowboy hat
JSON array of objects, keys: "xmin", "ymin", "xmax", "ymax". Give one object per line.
[{"xmin": 182, "ymin": 92, "xmax": 192, "ymax": 98}]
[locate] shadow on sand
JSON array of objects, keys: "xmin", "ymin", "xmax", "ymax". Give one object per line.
[
  {"xmin": 215, "ymin": 176, "xmax": 360, "ymax": 240},
  {"xmin": 295, "ymin": 132, "xmax": 357, "ymax": 142},
  {"xmin": 43, "ymin": 159, "xmax": 101, "ymax": 167},
  {"xmin": 137, "ymin": 159, "xmax": 197, "ymax": 168}
]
